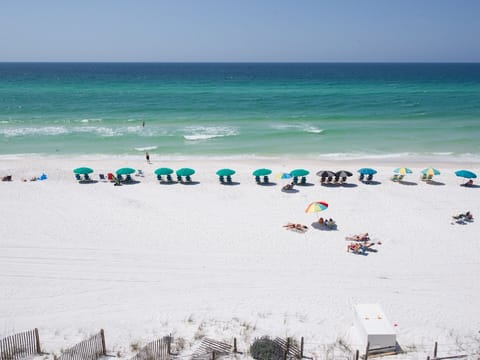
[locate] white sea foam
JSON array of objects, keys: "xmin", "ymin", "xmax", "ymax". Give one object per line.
[
  {"xmin": 79, "ymin": 118, "xmax": 102, "ymax": 123},
  {"xmin": 183, "ymin": 126, "xmax": 238, "ymax": 141},
  {"xmin": 271, "ymin": 123, "xmax": 324, "ymax": 134},
  {"xmin": 0, "ymin": 126, "xmax": 69, "ymax": 137},
  {"xmin": 134, "ymin": 146, "xmax": 158, "ymax": 151}
]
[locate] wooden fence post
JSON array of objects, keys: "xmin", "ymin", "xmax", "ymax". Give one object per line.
[
  {"xmin": 434, "ymin": 342, "xmax": 438, "ymax": 358},
  {"xmin": 300, "ymin": 337, "xmax": 304, "ymax": 358},
  {"xmin": 354, "ymin": 349, "xmax": 359, "ymax": 360},
  {"xmin": 233, "ymin": 338, "xmax": 237, "ymax": 353},
  {"xmin": 364, "ymin": 342, "xmax": 370, "ymax": 360},
  {"xmin": 100, "ymin": 329, "xmax": 106, "ymax": 356},
  {"xmin": 34, "ymin": 328, "xmax": 41, "ymax": 354}
]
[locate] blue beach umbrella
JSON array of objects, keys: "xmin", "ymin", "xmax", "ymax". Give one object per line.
[
  {"xmin": 357, "ymin": 168, "xmax": 377, "ymax": 175},
  {"xmin": 455, "ymin": 170, "xmax": 477, "ymax": 179},
  {"xmin": 276, "ymin": 172, "xmax": 292, "ymax": 180}
]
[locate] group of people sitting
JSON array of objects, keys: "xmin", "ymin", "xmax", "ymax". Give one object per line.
[
  {"xmin": 318, "ymin": 217, "xmax": 337, "ymax": 229},
  {"xmin": 283, "ymin": 223, "xmax": 309, "ymax": 233},
  {"xmin": 320, "ymin": 176, "xmax": 347, "ymax": 184}
]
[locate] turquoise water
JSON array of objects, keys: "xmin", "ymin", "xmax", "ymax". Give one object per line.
[{"xmin": 1, "ymin": 63, "xmax": 479, "ymax": 158}]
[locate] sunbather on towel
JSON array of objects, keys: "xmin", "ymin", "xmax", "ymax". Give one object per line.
[
  {"xmin": 283, "ymin": 223, "xmax": 308, "ymax": 232},
  {"xmin": 346, "ymin": 233, "xmax": 370, "ymax": 242}
]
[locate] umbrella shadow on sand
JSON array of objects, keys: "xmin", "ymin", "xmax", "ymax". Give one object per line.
[
  {"xmin": 362, "ymin": 180, "xmax": 382, "ymax": 186},
  {"xmin": 281, "ymin": 188, "xmax": 299, "ymax": 193},
  {"xmin": 296, "ymin": 182, "xmax": 315, "ymax": 187},
  {"xmin": 460, "ymin": 183, "xmax": 480, "ymax": 188},
  {"xmin": 79, "ymin": 180, "xmax": 98, "ymax": 184},
  {"xmin": 221, "ymin": 181, "xmax": 240, "ymax": 186},
  {"xmin": 122, "ymin": 180, "xmax": 141, "ymax": 185},
  {"xmin": 426, "ymin": 180, "xmax": 445, "ymax": 186},
  {"xmin": 180, "ymin": 181, "xmax": 200, "ymax": 185},
  {"xmin": 399, "ymin": 180, "xmax": 418, "ymax": 186},
  {"xmin": 341, "ymin": 183, "xmax": 358, "ymax": 188},
  {"xmin": 258, "ymin": 181, "xmax": 277, "ymax": 187}
]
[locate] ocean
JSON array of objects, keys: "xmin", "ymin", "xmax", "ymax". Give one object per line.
[{"xmin": 1, "ymin": 62, "xmax": 479, "ymax": 160}]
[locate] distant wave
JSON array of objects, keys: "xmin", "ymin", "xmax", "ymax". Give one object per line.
[
  {"xmin": 134, "ymin": 146, "xmax": 158, "ymax": 151},
  {"xmin": 1, "ymin": 126, "xmax": 69, "ymax": 137},
  {"xmin": 271, "ymin": 123, "xmax": 324, "ymax": 134},
  {"xmin": 183, "ymin": 126, "xmax": 238, "ymax": 141},
  {"xmin": 79, "ymin": 118, "xmax": 103, "ymax": 123}
]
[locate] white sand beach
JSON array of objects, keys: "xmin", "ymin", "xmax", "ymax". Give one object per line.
[{"xmin": 1, "ymin": 156, "xmax": 479, "ymax": 359}]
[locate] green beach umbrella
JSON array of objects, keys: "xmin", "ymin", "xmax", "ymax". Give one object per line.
[
  {"xmin": 154, "ymin": 167, "xmax": 174, "ymax": 175},
  {"xmin": 252, "ymin": 168, "xmax": 272, "ymax": 177},
  {"xmin": 216, "ymin": 168, "xmax": 236, "ymax": 177},
  {"xmin": 116, "ymin": 167, "xmax": 136, "ymax": 175},
  {"xmin": 73, "ymin": 167, "xmax": 93, "ymax": 175},
  {"xmin": 176, "ymin": 168, "xmax": 195, "ymax": 177},
  {"xmin": 290, "ymin": 169, "xmax": 310, "ymax": 177}
]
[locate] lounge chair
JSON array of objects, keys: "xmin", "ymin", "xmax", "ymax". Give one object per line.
[
  {"xmin": 2, "ymin": 175, "xmax": 12, "ymax": 181},
  {"xmin": 226, "ymin": 175, "xmax": 232, "ymax": 183},
  {"xmin": 255, "ymin": 176, "xmax": 260, "ymax": 183},
  {"xmin": 301, "ymin": 177, "xmax": 306, "ymax": 184},
  {"xmin": 185, "ymin": 175, "xmax": 192, "ymax": 182},
  {"xmin": 99, "ymin": 174, "xmax": 106, "ymax": 181},
  {"xmin": 136, "ymin": 169, "xmax": 144, "ymax": 177},
  {"xmin": 117, "ymin": 174, "xmax": 124, "ymax": 182},
  {"xmin": 219, "ymin": 175, "xmax": 225, "ymax": 183},
  {"xmin": 340, "ymin": 176, "xmax": 347, "ymax": 184},
  {"xmin": 263, "ymin": 175, "xmax": 269, "ymax": 183},
  {"xmin": 293, "ymin": 176, "xmax": 299, "ymax": 185},
  {"xmin": 366, "ymin": 174, "xmax": 373, "ymax": 182},
  {"xmin": 84, "ymin": 174, "xmax": 91, "ymax": 181},
  {"xmin": 321, "ymin": 176, "xmax": 326, "ymax": 184},
  {"xmin": 157, "ymin": 174, "xmax": 162, "ymax": 181},
  {"xmin": 359, "ymin": 174, "xmax": 365, "ymax": 181},
  {"xmin": 166, "ymin": 174, "xmax": 173, "ymax": 182},
  {"xmin": 107, "ymin": 173, "xmax": 114, "ymax": 181},
  {"xmin": 177, "ymin": 175, "xmax": 182, "ymax": 182},
  {"xmin": 125, "ymin": 174, "xmax": 132, "ymax": 182},
  {"xmin": 75, "ymin": 174, "xmax": 82, "ymax": 181}
]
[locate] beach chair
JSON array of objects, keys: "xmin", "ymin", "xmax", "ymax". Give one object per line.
[
  {"xmin": 366, "ymin": 174, "xmax": 373, "ymax": 182},
  {"xmin": 293, "ymin": 176, "xmax": 299, "ymax": 185},
  {"xmin": 186, "ymin": 175, "xmax": 192, "ymax": 182},
  {"xmin": 157, "ymin": 174, "xmax": 162, "ymax": 181},
  {"xmin": 117, "ymin": 174, "xmax": 124, "ymax": 182},
  {"xmin": 327, "ymin": 176, "xmax": 333, "ymax": 183},
  {"xmin": 301, "ymin": 176, "xmax": 306, "ymax": 185},
  {"xmin": 99, "ymin": 174, "xmax": 106, "ymax": 181},
  {"xmin": 359, "ymin": 174, "xmax": 365, "ymax": 182},
  {"xmin": 340, "ymin": 176, "xmax": 347, "ymax": 184},
  {"xmin": 166, "ymin": 174, "xmax": 173, "ymax": 182},
  {"xmin": 84, "ymin": 174, "xmax": 91, "ymax": 181},
  {"xmin": 263, "ymin": 175, "xmax": 269, "ymax": 183},
  {"xmin": 136, "ymin": 169, "xmax": 144, "ymax": 177},
  {"xmin": 177, "ymin": 175, "xmax": 182, "ymax": 182},
  {"xmin": 75, "ymin": 174, "xmax": 82, "ymax": 181},
  {"xmin": 219, "ymin": 175, "xmax": 225, "ymax": 183},
  {"xmin": 255, "ymin": 176, "xmax": 260, "ymax": 183},
  {"xmin": 391, "ymin": 174, "xmax": 400, "ymax": 182},
  {"xmin": 107, "ymin": 173, "xmax": 114, "ymax": 181},
  {"xmin": 226, "ymin": 175, "xmax": 232, "ymax": 183},
  {"xmin": 321, "ymin": 176, "xmax": 327, "ymax": 184},
  {"xmin": 2, "ymin": 175, "xmax": 12, "ymax": 181},
  {"xmin": 125, "ymin": 174, "xmax": 132, "ymax": 183}
]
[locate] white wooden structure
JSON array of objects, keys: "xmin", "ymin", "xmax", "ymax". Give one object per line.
[{"xmin": 354, "ymin": 304, "xmax": 396, "ymax": 351}]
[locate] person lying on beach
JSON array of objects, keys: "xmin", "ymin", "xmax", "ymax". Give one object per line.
[
  {"xmin": 465, "ymin": 179, "xmax": 474, "ymax": 187},
  {"xmin": 345, "ymin": 233, "xmax": 370, "ymax": 242},
  {"xmin": 282, "ymin": 182, "xmax": 294, "ymax": 191},
  {"xmin": 283, "ymin": 223, "xmax": 308, "ymax": 232}
]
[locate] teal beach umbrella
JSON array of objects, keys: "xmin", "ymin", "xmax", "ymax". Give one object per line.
[
  {"xmin": 216, "ymin": 168, "xmax": 235, "ymax": 177},
  {"xmin": 422, "ymin": 167, "xmax": 440, "ymax": 176},
  {"xmin": 154, "ymin": 167, "xmax": 174, "ymax": 175},
  {"xmin": 176, "ymin": 168, "xmax": 195, "ymax": 177},
  {"xmin": 394, "ymin": 167, "xmax": 412, "ymax": 175},
  {"xmin": 252, "ymin": 168, "xmax": 272, "ymax": 177},
  {"xmin": 290, "ymin": 169, "xmax": 309, "ymax": 177},
  {"xmin": 358, "ymin": 168, "xmax": 377, "ymax": 175},
  {"xmin": 116, "ymin": 167, "xmax": 135, "ymax": 175},
  {"xmin": 73, "ymin": 167, "xmax": 93, "ymax": 175},
  {"xmin": 455, "ymin": 170, "xmax": 477, "ymax": 179}
]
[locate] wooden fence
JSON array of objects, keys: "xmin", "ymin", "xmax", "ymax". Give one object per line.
[
  {"xmin": 0, "ymin": 328, "xmax": 41, "ymax": 360},
  {"xmin": 192, "ymin": 337, "xmax": 234, "ymax": 360},
  {"xmin": 129, "ymin": 336, "xmax": 173, "ymax": 360},
  {"xmin": 55, "ymin": 329, "xmax": 106, "ymax": 360}
]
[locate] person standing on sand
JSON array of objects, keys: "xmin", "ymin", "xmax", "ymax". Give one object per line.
[{"xmin": 146, "ymin": 152, "xmax": 150, "ymax": 164}]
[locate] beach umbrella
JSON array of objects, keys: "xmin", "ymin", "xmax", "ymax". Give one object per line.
[
  {"xmin": 154, "ymin": 167, "xmax": 173, "ymax": 175},
  {"xmin": 216, "ymin": 168, "xmax": 236, "ymax": 177},
  {"xmin": 336, "ymin": 170, "xmax": 353, "ymax": 178},
  {"xmin": 422, "ymin": 167, "xmax": 441, "ymax": 176},
  {"xmin": 116, "ymin": 167, "xmax": 135, "ymax": 175},
  {"xmin": 394, "ymin": 167, "xmax": 412, "ymax": 175},
  {"xmin": 305, "ymin": 201, "xmax": 329, "ymax": 213},
  {"xmin": 455, "ymin": 170, "xmax": 477, "ymax": 179},
  {"xmin": 290, "ymin": 169, "xmax": 310, "ymax": 177},
  {"xmin": 252, "ymin": 168, "xmax": 272, "ymax": 177},
  {"xmin": 276, "ymin": 172, "xmax": 292, "ymax": 180},
  {"xmin": 73, "ymin": 167, "xmax": 93, "ymax": 175},
  {"xmin": 357, "ymin": 168, "xmax": 377, "ymax": 175},
  {"xmin": 316, "ymin": 170, "xmax": 336, "ymax": 178},
  {"xmin": 176, "ymin": 168, "xmax": 195, "ymax": 177}
]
